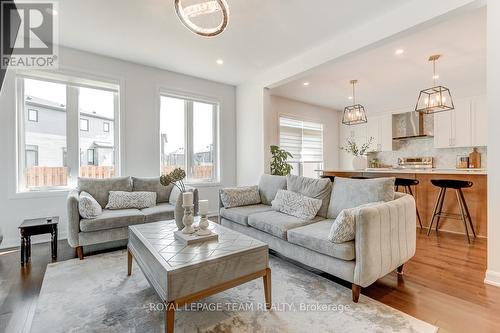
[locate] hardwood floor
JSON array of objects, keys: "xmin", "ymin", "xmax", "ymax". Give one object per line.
[{"xmin": 1, "ymin": 229, "xmax": 499, "ymax": 333}]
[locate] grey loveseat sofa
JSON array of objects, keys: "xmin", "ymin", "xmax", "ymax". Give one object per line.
[
  {"xmin": 67, "ymin": 176, "xmax": 198, "ymax": 259},
  {"xmin": 219, "ymin": 174, "xmax": 416, "ymax": 302}
]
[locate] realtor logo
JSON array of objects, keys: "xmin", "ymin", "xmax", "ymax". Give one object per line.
[{"xmin": 1, "ymin": 1, "xmax": 59, "ymax": 69}]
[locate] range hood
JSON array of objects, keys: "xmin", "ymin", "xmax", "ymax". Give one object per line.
[{"xmin": 392, "ymin": 112, "xmax": 434, "ymax": 140}]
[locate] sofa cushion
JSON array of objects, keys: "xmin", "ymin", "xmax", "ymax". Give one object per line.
[
  {"xmin": 80, "ymin": 209, "xmax": 145, "ymax": 232},
  {"xmin": 258, "ymin": 174, "xmax": 287, "ymax": 205},
  {"xmin": 286, "ymin": 175, "xmax": 332, "ymax": 218},
  {"xmin": 248, "ymin": 211, "xmax": 323, "ymax": 240},
  {"xmin": 105, "ymin": 191, "xmax": 157, "ymax": 210},
  {"xmin": 78, "ymin": 191, "xmax": 102, "ymax": 219},
  {"xmin": 327, "ymin": 177, "xmax": 395, "ymax": 219},
  {"xmin": 220, "ymin": 186, "xmax": 261, "ymax": 208},
  {"xmin": 132, "ymin": 177, "xmax": 174, "ymax": 203},
  {"xmin": 271, "ymin": 189, "xmax": 322, "ymax": 220},
  {"xmin": 220, "ymin": 204, "xmax": 274, "ymax": 226},
  {"xmin": 78, "ymin": 176, "xmax": 132, "ymax": 208},
  {"xmin": 287, "ymin": 220, "xmax": 356, "ymax": 261},
  {"xmin": 141, "ymin": 203, "xmax": 175, "ymax": 223}
]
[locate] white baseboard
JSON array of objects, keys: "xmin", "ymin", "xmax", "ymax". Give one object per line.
[
  {"xmin": 0, "ymin": 233, "xmax": 68, "ymax": 250},
  {"xmin": 485, "ymin": 270, "xmax": 500, "ymax": 287}
]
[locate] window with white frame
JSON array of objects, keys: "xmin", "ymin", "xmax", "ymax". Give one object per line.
[
  {"xmin": 160, "ymin": 94, "xmax": 218, "ymax": 183},
  {"xmin": 17, "ymin": 76, "xmax": 120, "ymax": 192},
  {"xmin": 279, "ymin": 116, "xmax": 324, "ymax": 178},
  {"xmin": 28, "ymin": 109, "xmax": 38, "ymax": 122}
]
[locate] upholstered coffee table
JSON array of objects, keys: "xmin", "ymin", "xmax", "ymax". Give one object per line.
[{"xmin": 128, "ymin": 220, "xmax": 271, "ymax": 333}]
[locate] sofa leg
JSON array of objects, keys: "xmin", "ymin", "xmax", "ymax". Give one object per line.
[
  {"xmin": 76, "ymin": 246, "xmax": 84, "ymax": 260},
  {"xmin": 397, "ymin": 264, "xmax": 404, "ymax": 275},
  {"xmin": 352, "ymin": 284, "xmax": 361, "ymax": 303}
]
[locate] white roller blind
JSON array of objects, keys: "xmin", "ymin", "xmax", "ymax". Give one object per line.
[{"xmin": 279, "ymin": 117, "xmax": 323, "ymax": 162}]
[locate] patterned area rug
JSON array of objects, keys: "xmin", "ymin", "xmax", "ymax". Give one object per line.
[{"xmin": 31, "ymin": 250, "xmax": 437, "ymax": 333}]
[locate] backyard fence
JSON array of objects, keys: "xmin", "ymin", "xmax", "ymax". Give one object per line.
[{"xmin": 24, "ymin": 166, "xmax": 115, "ymax": 188}]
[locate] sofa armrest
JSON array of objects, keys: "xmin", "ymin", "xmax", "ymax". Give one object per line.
[
  {"xmin": 66, "ymin": 189, "xmax": 80, "ymax": 248},
  {"xmin": 353, "ymin": 193, "xmax": 416, "ymax": 287}
]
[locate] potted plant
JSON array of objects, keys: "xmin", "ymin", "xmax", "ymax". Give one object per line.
[
  {"xmin": 340, "ymin": 137, "xmax": 374, "ymax": 170},
  {"xmin": 160, "ymin": 168, "xmax": 188, "ymax": 230},
  {"xmin": 270, "ymin": 145, "xmax": 293, "ymax": 176}
]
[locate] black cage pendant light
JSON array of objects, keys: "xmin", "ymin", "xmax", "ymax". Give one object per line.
[
  {"xmin": 342, "ymin": 80, "xmax": 368, "ymax": 125},
  {"xmin": 415, "ymin": 54, "xmax": 454, "ymax": 114}
]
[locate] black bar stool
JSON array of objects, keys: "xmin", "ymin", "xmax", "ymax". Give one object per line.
[
  {"xmin": 427, "ymin": 179, "xmax": 476, "ymax": 243},
  {"xmin": 395, "ymin": 178, "xmax": 423, "ymax": 228}
]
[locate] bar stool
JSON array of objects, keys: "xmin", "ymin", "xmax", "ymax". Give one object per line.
[
  {"xmin": 427, "ymin": 179, "xmax": 476, "ymax": 243},
  {"xmin": 395, "ymin": 178, "xmax": 423, "ymax": 228}
]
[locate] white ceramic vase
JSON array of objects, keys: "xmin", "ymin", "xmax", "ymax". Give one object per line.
[{"xmin": 352, "ymin": 155, "xmax": 368, "ymax": 170}]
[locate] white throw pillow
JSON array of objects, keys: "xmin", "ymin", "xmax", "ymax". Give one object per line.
[
  {"xmin": 271, "ymin": 189, "xmax": 322, "ymax": 220},
  {"xmin": 79, "ymin": 191, "xmax": 102, "ymax": 219},
  {"xmin": 220, "ymin": 186, "xmax": 261, "ymax": 208},
  {"xmin": 105, "ymin": 191, "xmax": 157, "ymax": 210},
  {"xmin": 328, "ymin": 201, "xmax": 383, "ymax": 243}
]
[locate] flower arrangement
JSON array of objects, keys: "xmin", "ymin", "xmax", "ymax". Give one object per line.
[
  {"xmin": 160, "ymin": 168, "xmax": 186, "ymax": 192},
  {"xmin": 340, "ymin": 137, "xmax": 374, "ymax": 156}
]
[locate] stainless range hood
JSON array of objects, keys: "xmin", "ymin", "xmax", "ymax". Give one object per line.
[{"xmin": 392, "ymin": 112, "xmax": 434, "ymax": 140}]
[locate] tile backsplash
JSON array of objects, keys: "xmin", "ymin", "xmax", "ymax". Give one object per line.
[{"xmin": 368, "ymin": 138, "xmax": 487, "ymax": 169}]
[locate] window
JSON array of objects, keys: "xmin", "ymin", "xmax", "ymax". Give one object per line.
[
  {"xmin": 28, "ymin": 109, "xmax": 38, "ymax": 122},
  {"xmin": 103, "ymin": 122, "xmax": 110, "ymax": 132},
  {"xmin": 279, "ymin": 116, "xmax": 324, "ymax": 178},
  {"xmin": 160, "ymin": 94, "xmax": 218, "ymax": 183},
  {"xmin": 80, "ymin": 118, "xmax": 89, "ymax": 131},
  {"xmin": 87, "ymin": 149, "xmax": 95, "ymax": 165},
  {"xmin": 17, "ymin": 76, "xmax": 120, "ymax": 192}
]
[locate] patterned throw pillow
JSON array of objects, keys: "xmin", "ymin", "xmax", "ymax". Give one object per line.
[
  {"xmin": 220, "ymin": 186, "xmax": 261, "ymax": 208},
  {"xmin": 105, "ymin": 191, "xmax": 157, "ymax": 210},
  {"xmin": 328, "ymin": 202, "xmax": 383, "ymax": 243},
  {"xmin": 79, "ymin": 191, "xmax": 102, "ymax": 219},
  {"xmin": 271, "ymin": 189, "xmax": 322, "ymax": 220}
]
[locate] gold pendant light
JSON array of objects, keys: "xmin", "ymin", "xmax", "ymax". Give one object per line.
[
  {"xmin": 415, "ymin": 55, "xmax": 454, "ymax": 114},
  {"xmin": 342, "ymin": 80, "xmax": 368, "ymax": 125}
]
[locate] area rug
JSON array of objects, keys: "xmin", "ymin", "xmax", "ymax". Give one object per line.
[{"xmin": 31, "ymin": 250, "xmax": 437, "ymax": 333}]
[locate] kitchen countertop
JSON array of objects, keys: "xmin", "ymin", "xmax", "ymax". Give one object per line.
[{"xmin": 321, "ymin": 168, "xmax": 487, "ymax": 175}]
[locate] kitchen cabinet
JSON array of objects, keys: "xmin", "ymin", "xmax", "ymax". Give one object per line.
[
  {"xmin": 433, "ymin": 96, "xmax": 487, "ymax": 149},
  {"xmin": 367, "ymin": 114, "xmax": 392, "ymax": 152}
]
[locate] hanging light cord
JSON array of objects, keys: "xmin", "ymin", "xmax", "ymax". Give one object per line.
[
  {"xmin": 352, "ymin": 81, "xmax": 356, "ymax": 105},
  {"xmin": 433, "ymin": 59, "xmax": 437, "ymax": 86}
]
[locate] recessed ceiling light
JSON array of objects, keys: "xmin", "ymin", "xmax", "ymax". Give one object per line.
[
  {"xmin": 216, "ymin": 59, "xmax": 224, "ymax": 65},
  {"xmin": 348, "ymin": 96, "xmax": 353, "ymax": 100},
  {"xmin": 303, "ymin": 82, "xmax": 310, "ymax": 86},
  {"xmin": 395, "ymin": 49, "xmax": 405, "ymax": 55},
  {"xmin": 433, "ymin": 74, "xmax": 440, "ymax": 79},
  {"xmin": 46, "ymin": 8, "xmax": 58, "ymax": 15}
]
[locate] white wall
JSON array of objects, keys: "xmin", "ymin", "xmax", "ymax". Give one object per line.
[
  {"xmin": 485, "ymin": 0, "xmax": 500, "ymax": 287},
  {"xmin": 0, "ymin": 47, "xmax": 236, "ymax": 249},
  {"xmin": 268, "ymin": 96, "xmax": 340, "ymax": 171}
]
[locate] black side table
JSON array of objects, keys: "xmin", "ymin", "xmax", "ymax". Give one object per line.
[{"xmin": 19, "ymin": 216, "xmax": 59, "ymax": 266}]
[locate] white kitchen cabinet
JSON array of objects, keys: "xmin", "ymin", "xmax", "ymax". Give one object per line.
[
  {"xmin": 471, "ymin": 95, "xmax": 488, "ymax": 147},
  {"xmin": 433, "ymin": 98, "xmax": 472, "ymax": 148},
  {"xmin": 367, "ymin": 114, "xmax": 393, "ymax": 152}
]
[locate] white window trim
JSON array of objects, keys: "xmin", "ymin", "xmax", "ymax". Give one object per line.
[
  {"xmin": 80, "ymin": 118, "xmax": 89, "ymax": 131},
  {"xmin": 158, "ymin": 90, "xmax": 220, "ymax": 185},
  {"xmin": 16, "ymin": 73, "xmax": 121, "ymax": 193},
  {"xmin": 27, "ymin": 109, "xmax": 38, "ymax": 122}
]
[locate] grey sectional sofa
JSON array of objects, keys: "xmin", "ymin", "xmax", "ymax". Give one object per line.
[
  {"xmin": 219, "ymin": 174, "xmax": 416, "ymax": 302},
  {"xmin": 67, "ymin": 176, "xmax": 198, "ymax": 259}
]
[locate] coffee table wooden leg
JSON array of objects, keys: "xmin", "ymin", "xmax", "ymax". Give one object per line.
[
  {"xmin": 127, "ymin": 249, "xmax": 133, "ymax": 276},
  {"xmin": 263, "ymin": 267, "xmax": 272, "ymax": 309},
  {"xmin": 165, "ymin": 302, "xmax": 175, "ymax": 333}
]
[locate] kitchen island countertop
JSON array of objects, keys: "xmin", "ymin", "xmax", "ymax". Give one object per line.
[{"xmin": 320, "ymin": 168, "xmax": 487, "ymax": 175}]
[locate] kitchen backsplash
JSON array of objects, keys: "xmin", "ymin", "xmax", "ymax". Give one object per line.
[{"xmin": 368, "ymin": 138, "xmax": 487, "ymax": 169}]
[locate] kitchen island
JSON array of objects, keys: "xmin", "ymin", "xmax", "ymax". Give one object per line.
[{"xmin": 321, "ymin": 169, "xmax": 487, "ymax": 237}]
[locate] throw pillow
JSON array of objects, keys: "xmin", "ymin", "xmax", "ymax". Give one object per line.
[
  {"xmin": 271, "ymin": 189, "xmax": 322, "ymax": 220},
  {"xmin": 220, "ymin": 186, "xmax": 261, "ymax": 208},
  {"xmin": 105, "ymin": 191, "xmax": 157, "ymax": 210},
  {"xmin": 328, "ymin": 201, "xmax": 383, "ymax": 243},
  {"xmin": 327, "ymin": 177, "xmax": 395, "ymax": 219},
  {"xmin": 286, "ymin": 174, "xmax": 332, "ymax": 218},
  {"xmin": 258, "ymin": 174, "xmax": 287, "ymax": 205},
  {"xmin": 79, "ymin": 191, "xmax": 102, "ymax": 219}
]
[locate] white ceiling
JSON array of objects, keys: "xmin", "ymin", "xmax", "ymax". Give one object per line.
[
  {"xmin": 53, "ymin": 0, "xmax": 411, "ymax": 85},
  {"xmin": 271, "ymin": 8, "xmax": 486, "ymax": 114}
]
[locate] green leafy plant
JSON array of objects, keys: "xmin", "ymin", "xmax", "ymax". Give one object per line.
[
  {"xmin": 270, "ymin": 145, "xmax": 293, "ymax": 176},
  {"xmin": 160, "ymin": 168, "xmax": 186, "ymax": 192},
  {"xmin": 340, "ymin": 137, "xmax": 374, "ymax": 156}
]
